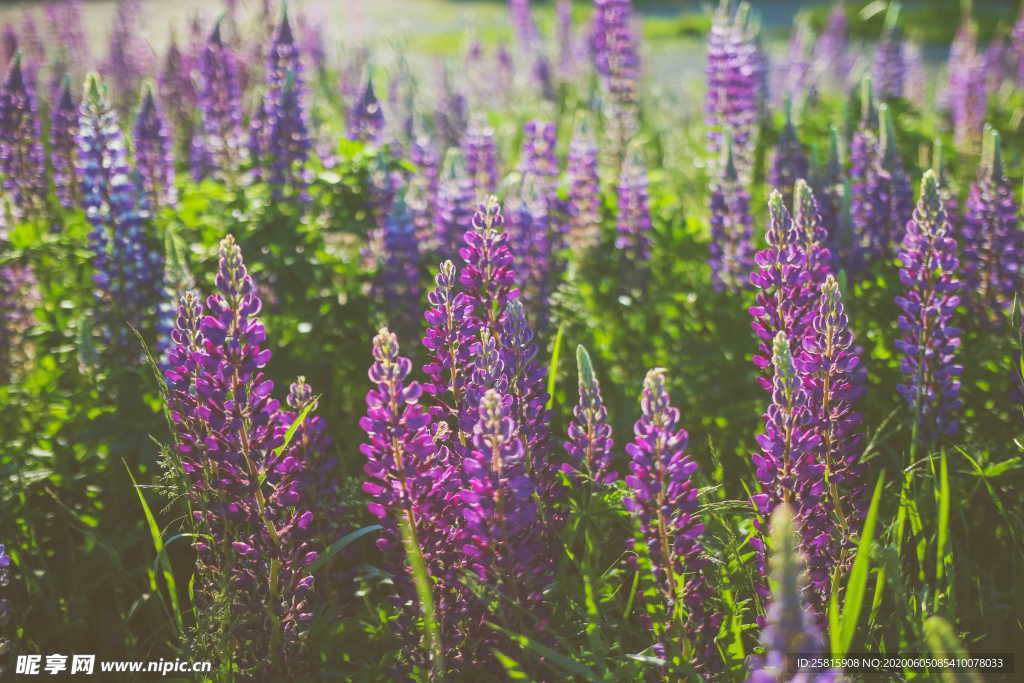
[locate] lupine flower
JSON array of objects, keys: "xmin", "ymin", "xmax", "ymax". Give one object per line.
[
  {"xmin": 591, "ymin": 0, "xmax": 641, "ymax": 151},
  {"xmin": 816, "ymin": 125, "xmax": 849, "ymax": 272},
  {"xmin": 531, "ymin": 53, "xmax": 556, "ymax": 101},
  {"xmin": 409, "ymin": 132, "xmax": 441, "ymax": 250},
  {"xmin": 508, "ymin": 0, "xmax": 540, "ymax": 50},
  {"xmin": 422, "ymin": 260, "xmax": 477, "ymax": 415},
  {"xmin": 770, "ymin": 102, "xmax": 808, "ymax": 208},
  {"xmin": 158, "ymin": 36, "xmax": 198, "ymax": 149},
  {"xmin": 747, "ymin": 504, "xmax": 843, "ymax": 683},
  {"xmin": 348, "ymin": 77, "xmax": 385, "ymax": 144},
  {"xmin": 296, "ymin": 10, "xmax": 327, "ymax": 75},
  {"xmin": 494, "ymin": 44, "xmax": 515, "ymax": 101},
  {"xmin": 133, "ymin": 85, "xmax": 176, "ymax": 209},
  {"xmin": 102, "ymin": 0, "xmax": 152, "ymax": 108},
  {"xmin": 615, "ymin": 148, "xmax": 653, "ymax": 272},
  {"xmin": 194, "ymin": 22, "xmax": 244, "ymax": 178},
  {"xmin": 266, "ymin": 7, "xmax": 304, "ymax": 97},
  {"xmin": 872, "ymin": 5, "xmax": 904, "ymax": 100},
  {"xmin": 267, "ymin": 72, "xmax": 311, "ymax": 200},
  {"xmin": 388, "ymin": 56, "xmax": 416, "ymax": 146},
  {"xmin": 556, "ymin": 0, "xmax": 575, "ymax": 78},
  {"xmin": 371, "ymin": 199, "xmax": 423, "ymax": 337},
  {"xmin": 163, "ymin": 236, "xmax": 322, "ymax": 674},
  {"xmin": 460, "ymin": 197, "xmax": 519, "ymax": 336},
  {"xmin": 518, "ymin": 120, "xmax": 560, "ymax": 191},
  {"xmin": 0, "ymin": 55, "xmax": 46, "ymax": 216},
  {"xmin": 812, "ymin": 2, "xmax": 851, "ymax": 89},
  {"xmin": 565, "ymin": 115, "xmax": 602, "ymax": 251},
  {"xmin": 624, "ymin": 368, "xmax": 720, "ymax": 670},
  {"xmin": 750, "ymin": 333, "xmax": 826, "ymax": 607},
  {"xmin": 780, "ymin": 16, "xmax": 813, "ymax": 103},
  {"xmin": 791, "ymin": 180, "xmax": 832, "ymax": 293},
  {"xmin": 705, "ymin": 0, "xmax": 763, "ymax": 177},
  {"xmin": 948, "ymin": 20, "xmax": 986, "ymax": 152},
  {"xmin": 17, "ymin": 15, "xmax": 44, "ymax": 87},
  {"xmin": 46, "ymin": 0, "xmax": 89, "ymax": 84},
  {"xmin": 564, "ymin": 345, "xmax": 616, "ymax": 484},
  {"xmin": 77, "ymin": 74, "xmax": 163, "ymax": 348},
  {"xmin": 434, "ymin": 150, "xmax": 476, "ymax": 263},
  {"xmin": 463, "ymin": 117, "xmax": 498, "ymax": 197},
  {"xmin": 796, "ymin": 274, "xmax": 866, "ymax": 600},
  {"xmin": 361, "ymin": 327, "xmax": 458, "ymax": 668},
  {"xmin": 962, "ymin": 127, "xmax": 1021, "ymax": 323},
  {"xmin": 248, "ymin": 97, "xmax": 272, "ymax": 181},
  {"xmin": 903, "ymin": 40, "xmax": 928, "ymax": 110},
  {"xmin": 435, "ymin": 64, "xmax": 468, "ymax": 148},
  {"xmin": 896, "ymin": 170, "xmax": 963, "ymax": 443},
  {"xmin": 339, "ymin": 46, "xmax": 369, "ymax": 120},
  {"xmin": 709, "ymin": 133, "xmax": 755, "ymax": 292},
  {"xmin": 505, "ymin": 180, "xmax": 563, "ymax": 329},
  {"xmin": 0, "ymin": 260, "xmax": 40, "ymax": 384},
  {"xmin": 1014, "ymin": 4, "xmax": 1024, "ymax": 86}
]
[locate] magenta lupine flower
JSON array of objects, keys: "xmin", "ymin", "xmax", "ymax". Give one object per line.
[
  {"xmin": 508, "ymin": 0, "xmax": 540, "ymax": 50},
  {"xmin": 195, "ymin": 21, "xmax": 244, "ymax": 178},
  {"xmin": 747, "ymin": 504, "xmax": 843, "ymax": 683},
  {"xmin": 750, "ymin": 333, "xmax": 826, "ymax": 606},
  {"xmin": 705, "ymin": 0, "xmax": 763, "ymax": 176},
  {"xmin": 422, "ymin": 260, "xmax": 477, "ymax": 414},
  {"xmin": 102, "ymin": 0, "xmax": 152, "ymax": 108},
  {"xmin": 163, "ymin": 236, "xmax": 322, "ymax": 672},
  {"xmin": 460, "ymin": 197, "xmax": 520, "ymax": 336},
  {"xmin": 463, "ymin": 117, "xmax": 498, "ymax": 197},
  {"xmin": 360, "ymin": 327, "xmax": 459, "ymax": 665},
  {"xmin": 434, "ymin": 150, "xmax": 476, "ymax": 263},
  {"xmin": 0, "ymin": 55, "xmax": 46, "ymax": 216},
  {"xmin": 348, "ymin": 77, "xmax": 385, "ymax": 144},
  {"xmin": 709, "ymin": 134, "xmax": 755, "ymax": 292},
  {"xmin": 896, "ymin": 170, "xmax": 963, "ymax": 443},
  {"xmin": 0, "ymin": 260, "xmax": 40, "ymax": 384},
  {"xmin": 133, "ymin": 85, "xmax": 176, "ymax": 209},
  {"xmin": 615, "ymin": 148, "xmax": 653, "ymax": 269},
  {"xmin": 564, "ymin": 345, "xmax": 616, "ymax": 484},
  {"xmin": 769, "ymin": 102, "xmax": 809, "ymax": 207},
  {"xmin": 962, "ymin": 127, "xmax": 1022, "ymax": 323},
  {"xmin": 77, "ymin": 74, "xmax": 163, "ymax": 347},
  {"xmin": 812, "ymin": 2, "xmax": 851, "ymax": 89},
  {"xmin": 623, "ymin": 368, "xmax": 720, "ymax": 670},
  {"xmin": 566, "ymin": 115, "xmax": 602, "ymax": 251},
  {"xmin": 591, "ymin": 0, "xmax": 641, "ymax": 147},
  {"xmin": 872, "ymin": 6, "xmax": 904, "ymax": 100}
]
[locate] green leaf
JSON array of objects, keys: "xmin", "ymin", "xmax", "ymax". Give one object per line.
[
  {"xmin": 835, "ymin": 469, "xmax": 885, "ymax": 657},
  {"xmin": 399, "ymin": 515, "xmax": 444, "ymax": 679},
  {"xmin": 273, "ymin": 398, "xmax": 318, "ymax": 458},
  {"xmin": 493, "ymin": 650, "xmax": 530, "ymax": 680},
  {"xmin": 924, "ymin": 616, "xmax": 984, "ymax": 683},
  {"xmin": 545, "ymin": 322, "xmax": 565, "ymax": 410},
  {"xmin": 308, "ymin": 524, "xmax": 383, "ymax": 572},
  {"xmin": 487, "ymin": 623, "xmax": 606, "ymax": 682}
]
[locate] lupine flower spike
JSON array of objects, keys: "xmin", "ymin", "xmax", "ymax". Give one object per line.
[
  {"xmin": 566, "ymin": 114, "xmax": 602, "ymax": 251},
  {"xmin": 0, "ymin": 54, "xmax": 46, "ymax": 216},
  {"xmin": 564, "ymin": 345, "xmax": 616, "ymax": 484},
  {"xmin": 133, "ymin": 84, "xmax": 177, "ymax": 209},
  {"xmin": 709, "ymin": 131, "xmax": 755, "ymax": 292},
  {"xmin": 770, "ymin": 100, "xmax": 809, "ymax": 207},
  {"xmin": 50, "ymin": 78, "xmax": 80, "ymax": 209}
]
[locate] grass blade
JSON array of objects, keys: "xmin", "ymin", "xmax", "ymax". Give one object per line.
[
  {"xmin": 487, "ymin": 623, "xmax": 606, "ymax": 682},
  {"xmin": 308, "ymin": 524, "xmax": 383, "ymax": 572},
  {"xmin": 545, "ymin": 322, "xmax": 565, "ymax": 410},
  {"xmin": 399, "ymin": 515, "xmax": 444, "ymax": 679},
  {"xmin": 836, "ymin": 468, "xmax": 885, "ymax": 657}
]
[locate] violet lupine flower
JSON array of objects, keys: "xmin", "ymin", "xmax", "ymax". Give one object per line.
[
  {"xmin": 409, "ymin": 132, "xmax": 441, "ymax": 250},
  {"xmin": 77, "ymin": 74, "xmax": 163, "ymax": 347},
  {"xmin": 791, "ymin": 179, "xmax": 832, "ymax": 294},
  {"xmin": 460, "ymin": 197, "xmax": 520, "ymax": 336},
  {"xmin": 505, "ymin": 180, "xmax": 563, "ymax": 329},
  {"xmin": 564, "ymin": 345, "xmax": 616, "ymax": 484},
  {"xmin": 556, "ymin": 0, "xmax": 574, "ymax": 78},
  {"xmin": 463, "ymin": 117, "xmax": 498, "ymax": 197},
  {"xmin": 709, "ymin": 133, "xmax": 755, "ymax": 292},
  {"xmin": 508, "ymin": 0, "xmax": 540, "ymax": 50},
  {"xmin": 434, "ymin": 150, "xmax": 476, "ymax": 264},
  {"xmin": 816, "ymin": 125, "xmax": 849, "ymax": 272},
  {"xmin": 102, "ymin": 0, "xmax": 152, "ymax": 108},
  {"xmin": 747, "ymin": 504, "xmax": 843, "ymax": 683},
  {"xmin": 360, "ymin": 327, "xmax": 458, "ymax": 666},
  {"xmin": 266, "ymin": 8, "xmax": 304, "ymax": 98},
  {"xmin": 796, "ymin": 273, "xmax": 866, "ymax": 599},
  {"xmin": 267, "ymin": 72, "xmax": 312, "ymax": 200},
  {"xmin": 531, "ymin": 53, "xmax": 556, "ymax": 101},
  {"xmin": 895, "ymin": 170, "xmax": 963, "ymax": 443},
  {"xmin": 348, "ymin": 77, "xmax": 385, "ymax": 144},
  {"xmin": 296, "ymin": 10, "xmax": 327, "ymax": 76},
  {"xmin": 158, "ymin": 36, "xmax": 198, "ymax": 143},
  {"xmin": 422, "ymin": 260, "xmax": 477, "ymax": 415},
  {"xmin": 566, "ymin": 115, "xmax": 602, "ymax": 251},
  {"xmin": 780, "ymin": 16, "xmax": 813, "ymax": 103},
  {"xmin": 50, "ymin": 80, "xmax": 80, "ymax": 210},
  {"xmin": 705, "ymin": 0, "xmax": 763, "ymax": 177},
  {"xmin": 133, "ymin": 85, "xmax": 176, "ymax": 209},
  {"xmin": 371, "ymin": 200, "xmax": 423, "ymax": 337},
  {"xmin": 902, "ymin": 40, "xmax": 927, "ymax": 110},
  {"xmin": 962, "ymin": 127, "xmax": 1022, "ymax": 323},
  {"xmin": 615, "ymin": 148, "xmax": 653, "ymax": 273},
  {"xmin": 948, "ymin": 21, "xmax": 986, "ymax": 153},
  {"xmin": 163, "ymin": 236, "xmax": 323, "ymax": 673},
  {"xmin": 459, "ymin": 388, "xmax": 552, "ymax": 614},
  {"xmin": 0, "ymin": 260, "xmax": 40, "ymax": 384},
  {"xmin": 591, "ymin": 0, "xmax": 642, "ymax": 149},
  {"xmin": 812, "ymin": 2, "xmax": 851, "ymax": 89},
  {"xmin": 0, "ymin": 55, "xmax": 46, "ymax": 216},
  {"xmin": 17, "ymin": 14, "xmax": 45, "ymax": 88},
  {"xmin": 46, "ymin": 0, "xmax": 89, "ymax": 80},
  {"xmin": 872, "ymin": 6, "xmax": 904, "ymax": 100},
  {"xmin": 247, "ymin": 97, "xmax": 271, "ymax": 182},
  {"xmin": 195, "ymin": 21, "xmax": 244, "ymax": 178},
  {"xmin": 623, "ymin": 368, "xmax": 720, "ymax": 670},
  {"xmin": 770, "ymin": 102, "xmax": 809, "ymax": 208},
  {"xmin": 519, "ymin": 120, "xmax": 560, "ymax": 192},
  {"xmin": 750, "ymin": 333, "xmax": 826, "ymax": 606}
]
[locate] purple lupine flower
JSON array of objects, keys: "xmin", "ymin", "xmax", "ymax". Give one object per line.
[
  {"xmin": 434, "ymin": 150, "xmax": 476, "ymax": 264},
  {"xmin": 623, "ymin": 368, "xmax": 720, "ymax": 671},
  {"xmin": 435, "ymin": 64, "xmax": 468, "ymax": 148},
  {"xmin": 459, "ymin": 388, "xmax": 552, "ymax": 612},
  {"xmin": 77, "ymin": 74, "xmax": 163, "ymax": 347},
  {"xmin": 903, "ymin": 40, "xmax": 928, "ymax": 110},
  {"xmin": 556, "ymin": 0, "xmax": 575, "ymax": 78},
  {"xmin": 460, "ymin": 197, "xmax": 519, "ymax": 336},
  {"xmin": 505, "ymin": 180, "xmax": 563, "ymax": 329},
  {"xmin": 796, "ymin": 274, "xmax": 866, "ymax": 601},
  {"xmin": 566, "ymin": 115, "xmax": 602, "ymax": 251},
  {"xmin": 592, "ymin": 0, "xmax": 641, "ymax": 149},
  {"xmin": 531, "ymin": 53, "xmax": 556, "ymax": 101},
  {"xmin": 102, "ymin": 0, "xmax": 152, "ymax": 108},
  {"xmin": 948, "ymin": 21, "xmax": 986, "ymax": 152},
  {"xmin": 519, "ymin": 120, "xmax": 560, "ymax": 192},
  {"xmin": 296, "ymin": 10, "xmax": 327, "ymax": 75},
  {"xmin": 463, "ymin": 117, "xmax": 499, "ymax": 197},
  {"xmin": 158, "ymin": 36, "xmax": 198, "ymax": 147},
  {"xmin": 17, "ymin": 14, "xmax": 45, "ymax": 88},
  {"xmin": 747, "ymin": 504, "xmax": 843, "ymax": 683},
  {"xmin": 247, "ymin": 97, "xmax": 271, "ymax": 182},
  {"xmin": 46, "ymin": 0, "xmax": 89, "ymax": 84},
  {"xmin": 163, "ymin": 236, "xmax": 321, "ymax": 673},
  {"xmin": 792, "ymin": 179, "xmax": 832, "ymax": 294},
  {"xmin": 705, "ymin": 0, "xmax": 763, "ymax": 176},
  {"xmin": 750, "ymin": 333, "xmax": 826, "ymax": 608},
  {"xmin": 339, "ymin": 46, "xmax": 369, "ymax": 121},
  {"xmin": 780, "ymin": 16, "xmax": 813, "ymax": 103},
  {"xmin": 709, "ymin": 133, "xmax": 755, "ymax": 292},
  {"xmin": 564, "ymin": 345, "xmax": 616, "ymax": 484},
  {"xmin": 770, "ymin": 101, "xmax": 809, "ymax": 208},
  {"xmin": 266, "ymin": 7, "xmax": 304, "ymax": 96},
  {"xmin": 1014, "ymin": 4, "xmax": 1024, "ymax": 86},
  {"xmin": 0, "ymin": 260, "xmax": 40, "ymax": 384},
  {"xmin": 133, "ymin": 85, "xmax": 176, "ymax": 209},
  {"xmin": 195, "ymin": 21, "xmax": 244, "ymax": 179},
  {"xmin": 0, "ymin": 55, "xmax": 46, "ymax": 216},
  {"xmin": 962, "ymin": 127, "xmax": 1021, "ymax": 324},
  {"xmin": 371, "ymin": 199, "xmax": 423, "ymax": 337},
  {"xmin": 815, "ymin": 125, "xmax": 848, "ymax": 271},
  {"xmin": 51, "ymin": 80, "xmax": 80, "ymax": 209},
  {"xmin": 615, "ymin": 148, "xmax": 653, "ymax": 278},
  {"xmin": 508, "ymin": 0, "xmax": 540, "ymax": 50},
  {"xmin": 348, "ymin": 77, "xmax": 385, "ymax": 144},
  {"xmin": 266, "ymin": 72, "xmax": 311, "ymax": 200},
  {"xmin": 896, "ymin": 170, "xmax": 963, "ymax": 443},
  {"xmin": 409, "ymin": 132, "xmax": 441, "ymax": 251},
  {"xmin": 812, "ymin": 2, "xmax": 851, "ymax": 89},
  {"xmin": 422, "ymin": 260, "xmax": 477, "ymax": 415},
  {"xmin": 360, "ymin": 327, "xmax": 458, "ymax": 667},
  {"xmin": 872, "ymin": 5, "xmax": 904, "ymax": 100},
  {"xmin": 495, "ymin": 44, "xmax": 515, "ymax": 101}
]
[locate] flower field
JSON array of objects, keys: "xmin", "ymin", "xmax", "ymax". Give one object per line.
[{"xmin": 1, "ymin": 0, "xmax": 1023, "ymax": 680}]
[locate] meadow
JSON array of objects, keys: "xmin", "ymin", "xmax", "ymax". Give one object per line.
[{"xmin": 0, "ymin": 0, "xmax": 1022, "ymax": 680}]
